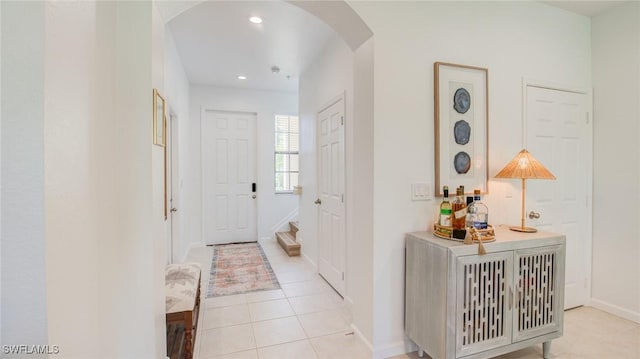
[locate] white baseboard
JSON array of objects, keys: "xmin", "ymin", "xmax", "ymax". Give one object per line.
[
  {"xmin": 344, "ymin": 296, "xmax": 412, "ymax": 359},
  {"xmin": 301, "ymin": 247, "xmax": 317, "ymax": 271},
  {"xmin": 372, "ymin": 338, "xmax": 416, "ymax": 359},
  {"xmin": 344, "ymin": 295, "xmax": 355, "ymax": 317},
  {"xmin": 350, "ymin": 322, "xmax": 374, "ymax": 355},
  {"xmin": 589, "ymin": 298, "xmax": 640, "ymax": 324},
  {"xmin": 270, "ymin": 208, "xmax": 299, "ymax": 233},
  {"xmin": 181, "ymin": 241, "xmax": 206, "ymax": 263}
]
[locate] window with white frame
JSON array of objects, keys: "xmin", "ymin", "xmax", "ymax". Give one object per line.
[{"xmin": 274, "ymin": 115, "xmax": 299, "ymax": 193}]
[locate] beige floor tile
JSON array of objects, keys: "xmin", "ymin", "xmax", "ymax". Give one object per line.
[
  {"xmin": 275, "ymin": 270, "xmax": 321, "ymax": 284},
  {"xmin": 385, "ymin": 352, "xmax": 423, "ymax": 359},
  {"xmin": 256, "ymin": 339, "xmax": 319, "ymax": 359},
  {"xmin": 259, "ymin": 241, "xmax": 281, "ymax": 253},
  {"xmin": 298, "ymin": 310, "xmax": 351, "ymax": 338},
  {"xmin": 245, "ymin": 289, "xmax": 285, "ymax": 303},
  {"xmin": 205, "ymin": 293, "xmax": 247, "ymax": 309},
  {"xmin": 390, "ymin": 307, "xmax": 640, "ymax": 359},
  {"xmin": 271, "ymin": 260, "xmax": 315, "ymax": 274},
  {"xmin": 281, "ymin": 278, "xmax": 334, "ymax": 298},
  {"xmin": 203, "ymin": 304, "xmax": 251, "ymax": 329},
  {"xmin": 211, "ymin": 349, "xmax": 258, "ymax": 359},
  {"xmin": 199, "ymin": 324, "xmax": 256, "ymax": 358},
  {"xmin": 252, "ymin": 316, "xmax": 307, "ymax": 348},
  {"xmin": 338, "ymin": 304, "xmax": 352, "ymax": 324},
  {"xmin": 249, "ymin": 298, "xmax": 295, "ymax": 322},
  {"xmin": 310, "ymin": 332, "xmax": 371, "ymax": 359},
  {"xmin": 288, "ymin": 293, "xmax": 343, "ymax": 315},
  {"xmin": 263, "ymin": 252, "xmax": 293, "ymax": 264}
]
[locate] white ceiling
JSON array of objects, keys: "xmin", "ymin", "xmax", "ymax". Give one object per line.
[
  {"xmin": 165, "ymin": 0, "xmax": 629, "ymax": 93},
  {"xmin": 541, "ymin": 1, "xmax": 628, "ymax": 17},
  {"xmin": 167, "ymin": 1, "xmax": 337, "ymax": 93}
]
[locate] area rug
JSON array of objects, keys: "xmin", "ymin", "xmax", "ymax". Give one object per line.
[{"xmin": 207, "ymin": 242, "xmax": 280, "ymax": 297}]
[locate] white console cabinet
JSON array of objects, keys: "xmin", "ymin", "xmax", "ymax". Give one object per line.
[{"xmin": 405, "ymin": 228, "xmax": 565, "ymax": 359}]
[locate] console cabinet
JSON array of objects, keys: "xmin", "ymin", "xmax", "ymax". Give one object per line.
[{"xmin": 405, "ymin": 228, "xmax": 565, "ymax": 359}]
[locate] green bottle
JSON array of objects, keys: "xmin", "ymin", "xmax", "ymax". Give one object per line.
[{"xmin": 439, "ymin": 186, "xmax": 452, "ymax": 226}]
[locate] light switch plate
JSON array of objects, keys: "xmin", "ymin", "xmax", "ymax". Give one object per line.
[{"xmin": 412, "ymin": 182, "xmax": 432, "ymax": 201}]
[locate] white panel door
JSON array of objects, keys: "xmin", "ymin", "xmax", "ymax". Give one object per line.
[
  {"xmin": 526, "ymin": 86, "xmax": 589, "ymax": 309},
  {"xmin": 317, "ymin": 96, "xmax": 345, "ymax": 296},
  {"xmin": 202, "ymin": 110, "xmax": 257, "ymax": 245}
]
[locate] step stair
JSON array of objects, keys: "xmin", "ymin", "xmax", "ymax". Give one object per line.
[
  {"xmin": 276, "ymin": 221, "xmax": 301, "ymax": 257},
  {"xmin": 289, "ymin": 221, "xmax": 299, "ymax": 236}
]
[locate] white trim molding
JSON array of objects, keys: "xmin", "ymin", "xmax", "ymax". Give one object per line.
[
  {"xmin": 522, "ymin": 77, "xmax": 594, "ymax": 309},
  {"xmin": 589, "ymin": 300, "xmax": 640, "ymax": 324},
  {"xmin": 372, "ymin": 338, "xmax": 416, "ymax": 359},
  {"xmin": 270, "ymin": 208, "xmax": 299, "ymax": 234}
]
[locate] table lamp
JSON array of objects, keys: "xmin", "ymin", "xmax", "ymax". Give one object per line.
[{"xmin": 494, "ymin": 149, "xmax": 555, "ymax": 233}]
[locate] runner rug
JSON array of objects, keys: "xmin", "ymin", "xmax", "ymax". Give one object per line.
[{"xmin": 207, "ymin": 242, "xmax": 280, "ymax": 297}]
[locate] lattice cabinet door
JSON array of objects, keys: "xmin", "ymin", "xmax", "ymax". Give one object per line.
[
  {"xmin": 513, "ymin": 245, "xmax": 564, "ymax": 342},
  {"xmin": 455, "ymin": 251, "xmax": 514, "ymax": 357}
]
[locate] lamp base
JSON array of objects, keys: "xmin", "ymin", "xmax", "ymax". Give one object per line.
[{"xmin": 509, "ymin": 226, "xmax": 538, "ymax": 233}]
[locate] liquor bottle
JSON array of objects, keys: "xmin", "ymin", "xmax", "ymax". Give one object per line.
[
  {"xmin": 439, "ymin": 186, "xmax": 452, "ymax": 227},
  {"xmin": 452, "ymin": 187, "xmax": 467, "ymax": 230},
  {"xmin": 466, "ymin": 189, "xmax": 488, "ymax": 229}
]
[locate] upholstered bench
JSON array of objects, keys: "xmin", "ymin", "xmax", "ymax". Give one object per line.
[{"xmin": 165, "ymin": 263, "xmax": 201, "ymax": 359}]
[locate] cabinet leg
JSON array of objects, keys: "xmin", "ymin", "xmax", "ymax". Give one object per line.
[
  {"xmin": 543, "ymin": 341, "xmax": 551, "ymax": 359},
  {"xmin": 418, "ymin": 348, "xmax": 424, "ymax": 358}
]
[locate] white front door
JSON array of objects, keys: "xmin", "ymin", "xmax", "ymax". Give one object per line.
[
  {"xmin": 202, "ymin": 110, "xmax": 257, "ymax": 245},
  {"xmin": 526, "ymin": 86, "xmax": 590, "ymax": 309},
  {"xmin": 317, "ymin": 96, "xmax": 346, "ymax": 295}
]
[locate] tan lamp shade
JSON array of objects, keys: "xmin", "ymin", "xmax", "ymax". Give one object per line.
[
  {"xmin": 495, "ymin": 149, "xmax": 556, "ymax": 180},
  {"xmin": 495, "ymin": 149, "xmax": 555, "ymax": 233}
]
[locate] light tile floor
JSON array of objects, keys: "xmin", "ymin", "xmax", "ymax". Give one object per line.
[
  {"xmin": 185, "ymin": 239, "xmax": 640, "ymax": 359},
  {"xmin": 184, "ymin": 238, "xmax": 371, "ymax": 359},
  {"xmin": 388, "ymin": 307, "xmax": 640, "ymax": 359}
]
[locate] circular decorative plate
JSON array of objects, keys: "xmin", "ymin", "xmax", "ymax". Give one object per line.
[
  {"xmin": 453, "ymin": 88, "xmax": 470, "ymax": 114},
  {"xmin": 454, "ymin": 151, "xmax": 471, "ymax": 174},
  {"xmin": 454, "ymin": 120, "xmax": 471, "ymax": 145}
]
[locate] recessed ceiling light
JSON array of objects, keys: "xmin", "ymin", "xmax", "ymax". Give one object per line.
[
  {"xmin": 249, "ymin": 16, "xmax": 262, "ymax": 24},
  {"xmin": 237, "ymin": 75, "xmax": 247, "ymax": 80}
]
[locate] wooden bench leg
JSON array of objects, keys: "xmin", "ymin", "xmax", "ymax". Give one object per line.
[{"xmin": 184, "ymin": 311, "xmax": 193, "ymax": 359}]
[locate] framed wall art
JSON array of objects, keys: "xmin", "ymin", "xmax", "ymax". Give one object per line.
[
  {"xmin": 434, "ymin": 62, "xmax": 489, "ymax": 197},
  {"xmin": 153, "ymin": 88, "xmax": 166, "ymax": 146}
]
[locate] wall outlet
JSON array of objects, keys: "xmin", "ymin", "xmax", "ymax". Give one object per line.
[{"xmin": 505, "ymin": 188, "xmax": 513, "ymax": 198}]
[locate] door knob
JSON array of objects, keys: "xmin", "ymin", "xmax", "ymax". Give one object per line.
[
  {"xmin": 314, "ymin": 198, "xmax": 322, "ymax": 205},
  {"xmin": 252, "ymin": 195, "xmax": 257, "ymax": 199},
  {"xmin": 529, "ymin": 211, "xmax": 540, "ymax": 219},
  {"xmin": 170, "ymin": 207, "xmax": 178, "ymax": 213}
]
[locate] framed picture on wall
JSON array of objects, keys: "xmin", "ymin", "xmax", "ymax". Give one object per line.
[
  {"xmin": 434, "ymin": 62, "xmax": 489, "ymax": 197},
  {"xmin": 153, "ymin": 88, "xmax": 166, "ymax": 146}
]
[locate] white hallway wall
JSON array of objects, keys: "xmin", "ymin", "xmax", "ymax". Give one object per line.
[
  {"xmin": 163, "ymin": 19, "xmax": 192, "ymax": 263},
  {"xmin": 299, "ymin": 32, "xmax": 375, "ymax": 348},
  {"xmin": 348, "ymin": 1, "xmax": 592, "ymax": 356},
  {"xmin": 1, "ymin": 2, "xmax": 48, "ymax": 354},
  {"xmin": 2, "ymin": 2, "xmax": 167, "ymax": 357},
  {"xmin": 188, "ymin": 85, "xmax": 298, "ymax": 244},
  {"xmin": 591, "ymin": 1, "xmax": 640, "ymax": 322},
  {"xmin": 298, "ymin": 34, "xmax": 354, "ymax": 269}
]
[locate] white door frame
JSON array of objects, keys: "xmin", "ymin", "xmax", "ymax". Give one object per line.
[
  {"xmin": 168, "ymin": 109, "xmax": 179, "ymax": 264},
  {"xmin": 200, "ymin": 107, "xmax": 258, "ymax": 245},
  {"xmin": 522, "ymin": 78, "xmax": 593, "ymax": 305},
  {"xmin": 316, "ymin": 92, "xmax": 347, "ymax": 295}
]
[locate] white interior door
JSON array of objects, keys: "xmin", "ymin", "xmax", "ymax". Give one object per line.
[
  {"xmin": 317, "ymin": 96, "xmax": 346, "ymax": 295},
  {"xmin": 526, "ymin": 86, "xmax": 589, "ymax": 309},
  {"xmin": 202, "ymin": 110, "xmax": 257, "ymax": 245}
]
